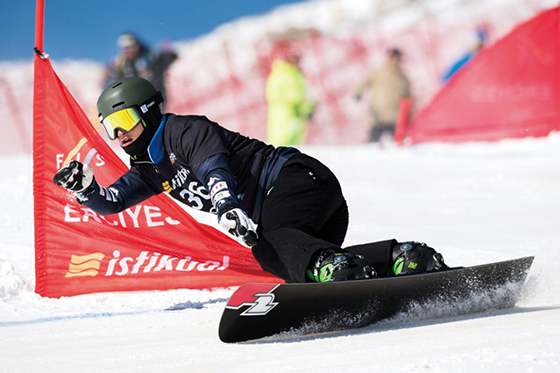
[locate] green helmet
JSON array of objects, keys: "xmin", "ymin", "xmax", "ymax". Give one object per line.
[
  {"xmin": 97, "ymin": 77, "xmax": 164, "ymax": 157},
  {"xmin": 97, "ymin": 77, "xmax": 163, "ymax": 123}
]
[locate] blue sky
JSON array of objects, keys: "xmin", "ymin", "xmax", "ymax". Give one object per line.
[{"xmin": 1, "ymin": 0, "xmax": 307, "ymax": 63}]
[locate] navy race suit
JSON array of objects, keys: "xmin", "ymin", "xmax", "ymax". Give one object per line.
[
  {"xmin": 81, "ymin": 114, "xmax": 297, "ymax": 222},
  {"xmin": 80, "ymin": 114, "xmax": 397, "ymax": 282}
]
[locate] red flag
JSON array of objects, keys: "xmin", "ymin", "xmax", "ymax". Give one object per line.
[
  {"xmin": 33, "ymin": 54, "xmax": 278, "ymax": 298},
  {"xmin": 407, "ymin": 7, "xmax": 560, "ymax": 144}
]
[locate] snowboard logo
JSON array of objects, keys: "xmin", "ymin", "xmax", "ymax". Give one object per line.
[{"xmin": 225, "ymin": 283, "xmax": 280, "ymax": 316}]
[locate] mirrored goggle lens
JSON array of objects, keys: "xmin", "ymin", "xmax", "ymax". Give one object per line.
[{"xmin": 101, "ymin": 108, "xmax": 141, "ymax": 139}]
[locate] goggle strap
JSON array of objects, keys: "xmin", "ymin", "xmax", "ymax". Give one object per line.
[{"xmin": 140, "ymin": 91, "xmax": 163, "ymax": 113}]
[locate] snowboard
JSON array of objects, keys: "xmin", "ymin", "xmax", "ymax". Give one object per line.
[{"xmin": 219, "ymin": 256, "xmax": 534, "ymax": 343}]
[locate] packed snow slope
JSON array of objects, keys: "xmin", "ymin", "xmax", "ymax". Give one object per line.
[{"xmin": 1, "ymin": 135, "xmax": 560, "ymax": 372}]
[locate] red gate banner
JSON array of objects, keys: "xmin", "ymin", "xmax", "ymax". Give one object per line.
[
  {"xmin": 33, "ymin": 54, "xmax": 278, "ymax": 298},
  {"xmin": 405, "ymin": 6, "xmax": 560, "ymax": 144}
]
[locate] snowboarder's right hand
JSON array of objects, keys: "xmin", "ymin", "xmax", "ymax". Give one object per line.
[
  {"xmin": 53, "ymin": 160, "xmax": 95, "ymax": 196},
  {"xmin": 218, "ymin": 206, "xmax": 258, "ymax": 247}
]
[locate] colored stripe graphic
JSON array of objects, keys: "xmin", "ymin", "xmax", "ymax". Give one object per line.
[
  {"xmin": 65, "ymin": 253, "xmax": 105, "ymax": 278},
  {"xmin": 62, "ymin": 137, "xmax": 88, "ymax": 167}
]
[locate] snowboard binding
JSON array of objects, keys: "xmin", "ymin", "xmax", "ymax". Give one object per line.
[
  {"xmin": 306, "ymin": 250, "xmax": 376, "ymax": 282},
  {"xmin": 392, "ymin": 241, "xmax": 448, "ymax": 275}
]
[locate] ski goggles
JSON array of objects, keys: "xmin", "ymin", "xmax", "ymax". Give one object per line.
[{"xmin": 101, "ymin": 107, "xmax": 143, "ymax": 140}]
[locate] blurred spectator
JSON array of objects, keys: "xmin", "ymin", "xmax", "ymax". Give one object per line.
[
  {"xmin": 103, "ymin": 32, "xmax": 177, "ymax": 107},
  {"xmin": 441, "ymin": 26, "xmax": 488, "ymax": 83},
  {"xmin": 266, "ymin": 49, "xmax": 316, "ymax": 146},
  {"xmin": 355, "ymin": 48, "xmax": 411, "ymax": 143}
]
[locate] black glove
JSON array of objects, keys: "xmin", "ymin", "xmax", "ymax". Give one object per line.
[
  {"xmin": 218, "ymin": 206, "xmax": 258, "ymax": 247},
  {"xmin": 53, "ymin": 160, "xmax": 95, "ymax": 197}
]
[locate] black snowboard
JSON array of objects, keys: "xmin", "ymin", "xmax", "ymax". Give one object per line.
[{"xmin": 219, "ymin": 256, "xmax": 534, "ymax": 343}]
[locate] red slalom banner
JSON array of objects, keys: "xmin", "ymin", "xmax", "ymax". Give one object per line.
[
  {"xmin": 406, "ymin": 6, "xmax": 560, "ymax": 144},
  {"xmin": 32, "ymin": 50, "xmax": 278, "ymax": 298}
]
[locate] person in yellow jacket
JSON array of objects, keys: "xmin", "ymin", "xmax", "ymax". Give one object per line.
[{"xmin": 266, "ymin": 49, "xmax": 315, "ymax": 146}]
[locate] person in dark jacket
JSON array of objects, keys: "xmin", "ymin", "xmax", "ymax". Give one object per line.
[
  {"xmin": 103, "ymin": 32, "xmax": 177, "ymax": 106},
  {"xmin": 53, "ymin": 77, "xmax": 448, "ymax": 283}
]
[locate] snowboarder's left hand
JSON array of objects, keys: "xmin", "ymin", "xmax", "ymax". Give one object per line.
[{"xmin": 219, "ymin": 207, "xmax": 258, "ymax": 247}]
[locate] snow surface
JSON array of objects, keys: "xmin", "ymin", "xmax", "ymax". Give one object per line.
[{"xmin": 1, "ymin": 135, "xmax": 560, "ymax": 372}]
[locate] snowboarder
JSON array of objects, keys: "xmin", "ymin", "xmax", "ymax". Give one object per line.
[{"xmin": 53, "ymin": 77, "xmax": 447, "ymax": 284}]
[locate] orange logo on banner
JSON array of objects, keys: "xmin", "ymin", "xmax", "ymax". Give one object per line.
[
  {"xmin": 65, "ymin": 253, "xmax": 105, "ymax": 277},
  {"xmin": 62, "ymin": 137, "xmax": 88, "ymax": 167}
]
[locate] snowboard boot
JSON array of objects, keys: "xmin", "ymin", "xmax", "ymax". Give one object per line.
[
  {"xmin": 392, "ymin": 241, "xmax": 449, "ymax": 276},
  {"xmin": 306, "ymin": 250, "xmax": 376, "ymax": 282}
]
